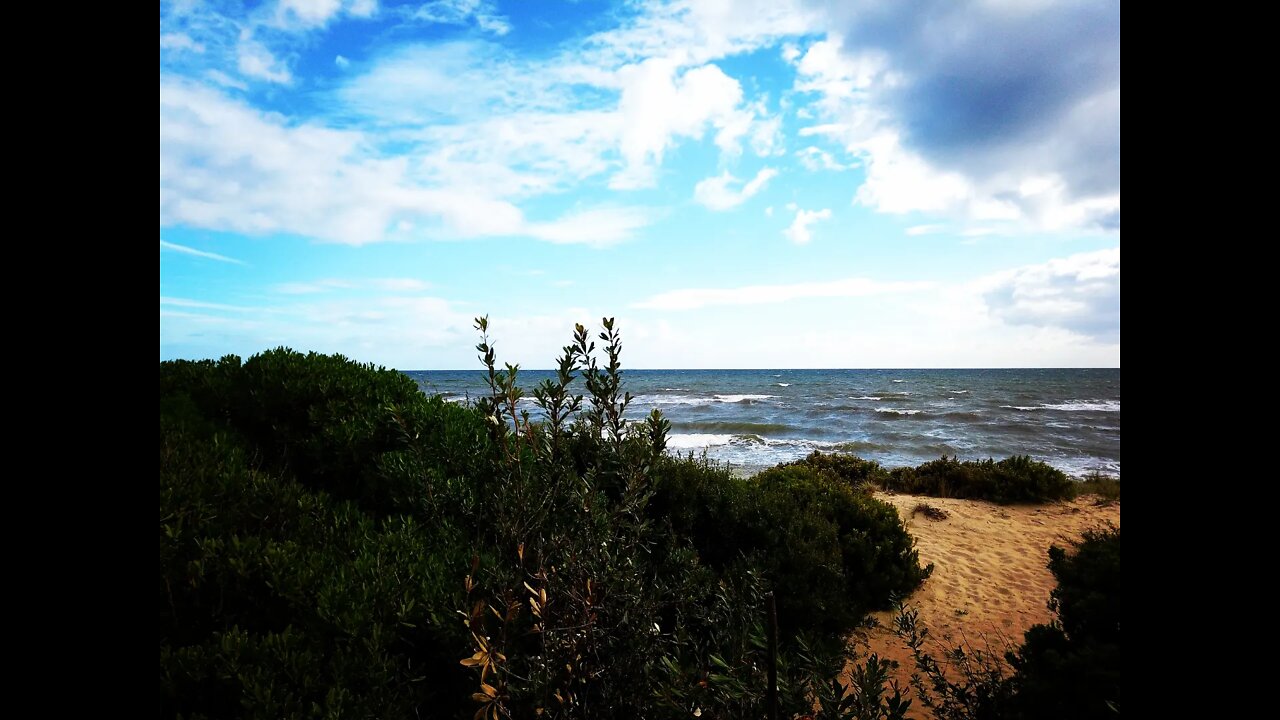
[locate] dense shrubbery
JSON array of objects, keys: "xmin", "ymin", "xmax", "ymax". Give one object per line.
[
  {"xmin": 1078, "ymin": 471, "xmax": 1121, "ymax": 502},
  {"xmin": 895, "ymin": 526, "xmax": 1121, "ymax": 720},
  {"xmin": 160, "ymin": 320, "xmax": 926, "ymax": 719},
  {"xmin": 1007, "ymin": 526, "xmax": 1120, "ymax": 719},
  {"xmin": 788, "ymin": 452, "xmax": 1080, "ymax": 504},
  {"xmin": 649, "ymin": 459, "xmax": 928, "ymax": 636}
]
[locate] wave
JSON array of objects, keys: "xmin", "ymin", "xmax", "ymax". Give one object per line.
[
  {"xmin": 776, "ymin": 383, "xmax": 792, "ymax": 387},
  {"xmin": 875, "ymin": 407, "xmax": 922, "ymax": 416},
  {"xmin": 714, "ymin": 394, "xmax": 776, "ymax": 403},
  {"xmin": 949, "ymin": 390, "xmax": 970, "ymax": 394},
  {"xmin": 637, "ymin": 393, "xmax": 776, "ymax": 406},
  {"xmin": 1001, "ymin": 400, "xmax": 1120, "ymax": 413},
  {"xmin": 1042, "ymin": 400, "xmax": 1120, "ymax": 412},
  {"xmin": 850, "ymin": 396, "xmax": 883, "ymax": 400},
  {"xmin": 674, "ymin": 421, "xmax": 797, "ymax": 434},
  {"xmin": 667, "ymin": 433, "xmax": 735, "ymax": 449},
  {"xmin": 892, "ymin": 379, "xmax": 907, "ymax": 383}
]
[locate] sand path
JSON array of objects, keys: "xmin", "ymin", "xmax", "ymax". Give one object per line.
[{"xmin": 850, "ymin": 493, "xmax": 1120, "ymax": 712}]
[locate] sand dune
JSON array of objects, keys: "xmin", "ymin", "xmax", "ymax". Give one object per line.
[{"xmin": 851, "ymin": 492, "xmax": 1120, "ymax": 709}]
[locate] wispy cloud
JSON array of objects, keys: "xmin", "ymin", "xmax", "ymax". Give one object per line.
[
  {"xmin": 633, "ymin": 277, "xmax": 933, "ymax": 311},
  {"xmin": 783, "ymin": 206, "xmax": 831, "ymax": 245},
  {"xmin": 694, "ymin": 168, "xmax": 778, "ymax": 210},
  {"xmin": 413, "ymin": 0, "xmax": 510, "ymax": 36},
  {"xmin": 160, "ymin": 239, "xmax": 245, "ymax": 265},
  {"xmin": 160, "ymin": 296, "xmax": 256, "ymax": 312},
  {"xmin": 274, "ymin": 278, "xmax": 431, "ymax": 294},
  {"xmin": 905, "ymin": 224, "xmax": 945, "ymax": 236}
]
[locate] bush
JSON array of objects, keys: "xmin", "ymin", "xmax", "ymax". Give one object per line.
[
  {"xmin": 162, "ymin": 320, "xmax": 927, "ymax": 719},
  {"xmin": 159, "ymin": 421, "xmax": 474, "ymax": 718},
  {"xmin": 879, "ymin": 455, "xmax": 1075, "ymax": 504},
  {"xmin": 160, "ymin": 349, "xmax": 492, "ymax": 517},
  {"xmin": 1077, "ymin": 472, "xmax": 1121, "ymax": 502},
  {"xmin": 894, "ymin": 525, "xmax": 1121, "ymax": 720},
  {"xmin": 650, "ymin": 458, "xmax": 927, "ymax": 636},
  {"xmin": 1007, "ymin": 526, "xmax": 1120, "ymax": 719}
]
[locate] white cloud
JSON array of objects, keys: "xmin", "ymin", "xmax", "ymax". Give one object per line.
[
  {"xmin": 160, "ymin": 296, "xmax": 256, "ymax": 312},
  {"xmin": 275, "ymin": 0, "xmax": 343, "ymax": 27},
  {"xmin": 783, "ymin": 207, "xmax": 831, "ymax": 245},
  {"xmin": 633, "ymin": 276, "xmax": 931, "ymax": 310},
  {"xmin": 797, "ymin": 145, "xmax": 851, "ymax": 171},
  {"xmin": 160, "ymin": 239, "xmax": 246, "ymax": 265},
  {"xmin": 334, "ymin": 54, "xmax": 350, "ymax": 68},
  {"xmin": 905, "ymin": 224, "xmax": 945, "ymax": 236},
  {"xmin": 693, "ymin": 168, "xmax": 777, "ymax": 210},
  {"xmin": 414, "ymin": 0, "xmax": 509, "ymax": 36},
  {"xmin": 237, "ymin": 36, "xmax": 292, "ymax": 83},
  {"xmin": 205, "ymin": 70, "xmax": 248, "ymax": 90},
  {"xmin": 788, "ymin": 5, "xmax": 1120, "ymax": 231},
  {"xmin": 610, "ymin": 60, "xmax": 748, "ymax": 189},
  {"xmin": 978, "ymin": 248, "xmax": 1120, "ymax": 340},
  {"xmin": 525, "ymin": 207, "xmax": 654, "ymax": 247},
  {"xmin": 160, "ymin": 81, "xmax": 651, "ymax": 245},
  {"xmin": 161, "ymin": 33, "xmax": 205, "ymax": 53}
]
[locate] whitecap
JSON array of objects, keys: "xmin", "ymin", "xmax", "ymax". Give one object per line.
[
  {"xmin": 875, "ymin": 407, "xmax": 922, "ymax": 415},
  {"xmin": 714, "ymin": 394, "xmax": 776, "ymax": 403},
  {"xmin": 776, "ymin": 383, "xmax": 791, "ymax": 387},
  {"xmin": 850, "ymin": 396, "xmax": 883, "ymax": 400},
  {"xmin": 666, "ymin": 433, "xmax": 735, "ymax": 449},
  {"xmin": 1042, "ymin": 400, "xmax": 1120, "ymax": 412}
]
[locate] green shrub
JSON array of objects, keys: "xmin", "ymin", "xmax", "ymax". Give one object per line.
[
  {"xmin": 791, "ymin": 451, "xmax": 889, "ymax": 489},
  {"xmin": 880, "ymin": 455, "xmax": 1074, "ymax": 504},
  {"xmin": 649, "ymin": 458, "xmax": 927, "ymax": 636},
  {"xmin": 1007, "ymin": 526, "xmax": 1120, "ymax": 719},
  {"xmin": 160, "ymin": 348, "xmax": 492, "ymax": 517},
  {"xmin": 159, "ymin": 421, "xmax": 474, "ymax": 719},
  {"xmin": 1077, "ymin": 472, "xmax": 1121, "ymax": 502},
  {"xmin": 159, "ymin": 322, "xmax": 942, "ymax": 719},
  {"xmin": 894, "ymin": 525, "xmax": 1121, "ymax": 720}
]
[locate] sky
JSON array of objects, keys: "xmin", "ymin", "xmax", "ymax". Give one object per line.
[{"xmin": 160, "ymin": 0, "xmax": 1120, "ymax": 369}]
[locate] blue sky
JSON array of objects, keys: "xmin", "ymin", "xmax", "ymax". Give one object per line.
[{"xmin": 160, "ymin": 0, "xmax": 1120, "ymax": 369}]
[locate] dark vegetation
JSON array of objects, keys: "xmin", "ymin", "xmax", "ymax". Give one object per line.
[
  {"xmin": 160, "ymin": 319, "xmax": 927, "ymax": 719},
  {"xmin": 786, "ymin": 451, "xmax": 1116, "ymax": 505},
  {"xmin": 159, "ymin": 318, "xmax": 1118, "ymax": 718},
  {"xmin": 896, "ymin": 526, "xmax": 1121, "ymax": 720}
]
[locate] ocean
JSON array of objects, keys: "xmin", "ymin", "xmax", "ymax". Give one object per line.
[{"xmin": 403, "ymin": 369, "xmax": 1120, "ymax": 478}]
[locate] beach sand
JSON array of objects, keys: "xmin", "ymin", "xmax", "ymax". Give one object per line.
[{"xmin": 850, "ymin": 492, "xmax": 1120, "ymax": 712}]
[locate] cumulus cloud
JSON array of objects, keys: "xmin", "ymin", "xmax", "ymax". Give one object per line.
[
  {"xmin": 980, "ymin": 248, "xmax": 1120, "ymax": 340},
  {"xmin": 693, "ymin": 168, "xmax": 778, "ymax": 210},
  {"xmin": 794, "ymin": 0, "xmax": 1120, "ymax": 230},
  {"xmin": 783, "ymin": 206, "xmax": 832, "ymax": 245},
  {"xmin": 610, "ymin": 60, "xmax": 751, "ymax": 188},
  {"xmin": 159, "ymin": 81, "xmax": 650, "ymax": 245}
]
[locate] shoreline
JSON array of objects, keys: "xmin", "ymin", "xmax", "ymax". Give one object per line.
[{"xmin": 850, "ymin": 492, "xmax": 1120, "ymax": 712}]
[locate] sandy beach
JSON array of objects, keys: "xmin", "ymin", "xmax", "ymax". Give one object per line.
[{"xmin": 853, "ymin": 492, "xmax": 1121, "ymax": 706}]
